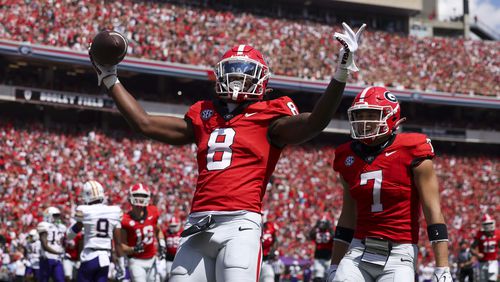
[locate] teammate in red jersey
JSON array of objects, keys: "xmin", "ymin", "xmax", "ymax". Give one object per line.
[
  {"xmin": 471, "ymin": 214, "xmax": 499, "ymax": 282},
  {"xmin": 90, "ymin": 22, "xmax": 365, "ymax": 281},
  {"xmin": 120, "ymin": 183, "xmax": 165, "ymax": 282},
  {"xmin": 260, "ymin": 221, "xmax": 278, "ymax": 282},
  {"xmin": 326, "ymin": 86, "xmax": 452, "ymax": 282},
  {"xmin": 309, "ymin": 216, "xmax": 334, "ymax": 282},
  {"xmin": 164, "ymin": 217, "xmax": 183, "ymax": 280},
  {"xmin": 63, "ymin": 231, "xmax": 82, "ymax": 281}
]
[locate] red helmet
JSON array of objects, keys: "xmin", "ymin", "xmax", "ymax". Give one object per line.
[
  {"xmin": 348, "ymin": 86, "xmax": 402, "ymax": 144},
  {"xmin": 215, "ymin": 45, "xmax": 271, "ymax": 102},
  {"xmin": 168, "ymin": 217, "xmax": 180, "ymax": 233},
  {"xmin": 129, "ymin": 183, "xmax": 150, "ymax": 207},
  {"xmin": 263, "ymin": 221, "xmax": 276, "ymax": 235},
  {"xmin": 481, "ymin": 214, "xmax": 496, "ymax": 232}
]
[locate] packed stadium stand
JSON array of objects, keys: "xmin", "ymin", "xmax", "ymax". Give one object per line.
[{"xmin": 0, "ymin": 0, "xmax": 498, "ymax": 96}]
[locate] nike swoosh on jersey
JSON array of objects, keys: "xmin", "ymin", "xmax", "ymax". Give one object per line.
[
  {"xmin": 385, "ymin": 151, "xmax": 397, "ymax": 157},
  {"xmin": 244, "ymin": 112, "xmax": 257, "ymax": 117},
  {"xmin": 238, "ymin": 227, "xmax": 253, "ymax": 231},
  {"xmin": 147, "ymin": 216, "xmax": 153, "ymax": 220}
]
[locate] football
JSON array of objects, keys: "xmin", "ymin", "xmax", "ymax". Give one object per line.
[{"xmin": 89, "ymin": 30, "xmax": 128, "ymax": 66}]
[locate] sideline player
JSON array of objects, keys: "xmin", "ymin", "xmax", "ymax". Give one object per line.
[
  {"xmin": 326, "ymin": 86, "xmax": 452, "ymax": 282},
  {"xmin": 90, "ymin": 23, "xmax": 365, "ymax": 282},
  {"xmin": 163, "ymin": 217, "xmax": 183, "ymax": 280},
  {"xmin": 121, "ymin": 183, "xmax": 165, "ymax": 282},
  {"xmin": 309, "ymin": 217, "xmax": 334, "ymax": 282},
  {"xmin": 25, "ymin": 229, "xmax": 41, "ymax": 281},
  {"xmin": 260, "ymin": 221, "xmax": 278, "ymax": 282},
  {"xmin": 471, "ymin": 214, "xmax": 499, "ymax": 282},
  {"xmin": 67, "ymin": 180, "xmax": 123, "ymax": 282},
  {"xmin": 37, "ymin": 207, "xmax": 66, "ymax": 282},
  {"xmin": 63, "ymin": 230, "xmax": 82, "ymax": 281}
]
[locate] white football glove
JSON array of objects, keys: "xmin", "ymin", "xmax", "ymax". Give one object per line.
[
  {"xmin": 88, "ymin": 47, "xmax": 119, "ymax": 90},
  {"xmin": 432, "ymin": 267, "xmax": 453, "ymax": 282},
  {"xmin": 333, "ymin": 22, "xmax": 366, "ymax": 82},
  {"xmin": 325, "ymin": 264, "xmax": 338, "ymax": 282}
]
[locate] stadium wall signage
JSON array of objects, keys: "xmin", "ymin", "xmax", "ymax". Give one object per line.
[{"xmin": 15, "ymin": 88, "xmax": 115, "ymax": 109}]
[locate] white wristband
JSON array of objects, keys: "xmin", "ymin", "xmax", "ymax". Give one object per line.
[
  {"xmin": 103, "ymin": 76, "xmax": 119, "ymax": 90},
  {"xmin": 333, "ymin": 68, "xmax": 348, "ymax": 83}
]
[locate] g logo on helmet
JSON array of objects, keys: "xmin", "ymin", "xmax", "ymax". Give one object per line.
[{"xmin": 384, "ymin": 91, "xmax": 397, "ymax": 103}]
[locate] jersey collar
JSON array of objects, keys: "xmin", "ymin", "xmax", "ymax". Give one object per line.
[{"xmin": 351, "ymin": 134, "xmax": 397, "ymax": 164}]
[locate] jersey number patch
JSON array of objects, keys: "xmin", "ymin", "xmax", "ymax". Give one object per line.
[
  {"xmin": 360, "ymin": 170, "xmax": 383, "ymax": 212},
  {"xmin": 96, "ymin": 219, "xmax": 109, "ymax": 238},
  {"xmin": 135, "ymin": 225, "xmax": 155, "ymax": 245},
  {"xmin": 207, "ymin": 128, "xmax": 235, "ymax": 170}
]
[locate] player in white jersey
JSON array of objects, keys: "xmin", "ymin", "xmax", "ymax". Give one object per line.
[
  {"xmin": 25, "ymin": 229, "xmax": 41, "ymax": 281},
  {"xmin": 37, "ymin": 206, "xmax": 66, "ymax": 282},
  {"xmin": 67, "ymin": 180, "xmax": 124, "ymax": 282}
]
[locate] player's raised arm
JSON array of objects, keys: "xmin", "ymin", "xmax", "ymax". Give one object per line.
[
  {"xmin": 269, "ymin": 23, "xmax": 366, "ymax": 145},
  {"xmin": 413, "ymin": 159, "xmax": 452, "ymax": 281},
  {"xmin": 88, "ymin": 36, "xmax": 194, "ymax": 145}
]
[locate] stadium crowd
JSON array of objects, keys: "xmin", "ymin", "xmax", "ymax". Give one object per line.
[
  {"xmin": 0, "ymin": 0, "xmax": 499, "ymax": 97},
  {"xmin": 0, "ymin": 119, "xmax": 498, "ymax": 279}
]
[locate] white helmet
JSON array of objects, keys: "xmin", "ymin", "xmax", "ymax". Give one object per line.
[
  {"xmin": 28, "ymin": 229, "xmax": 39, "ymax": 242},
  {"xmin": 481, "ymin": 214, "xmax": 496, "ymax": 232},
  {"xmin": 43, "ymin": 207, "xmax": 61, "ymax": 223},
  {"xmin": 129, "ymin": 183, "xmax": 151, "ymax": 207},
  {"xmin": 82, "ymin": 180, "xmax": 105, "ymax": 204}
]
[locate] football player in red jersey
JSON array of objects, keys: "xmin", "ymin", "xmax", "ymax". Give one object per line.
[
  {"xmin": 309, "ymin": 216, "xmax": 334, "ymax": 282},
  {"xmin": 164, "ymin": 217, "xmax": 183, "ymax": 280},
  {"xmin": 120, "ymin": 183, "xmax": 166, "ymax": 282},
  {"xmin": 260, "ymin": 221, "xmax": 278, "ymax": 282},
  {"xmin": 326, "ymin": 86, "xmax": 452, "ymax": 282},
  {"xmin": 63, "ymin": 231, "xmax": 82, "ymax": 281},
  {"xmin": 90, "ymin": 22, "xmax": 365, "ymax": 281},
  {"xmin": 471, "ymin": 214, "xmax": 499, "ymax": 282}
]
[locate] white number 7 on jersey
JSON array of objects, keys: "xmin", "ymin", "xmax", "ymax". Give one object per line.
[{"xmin": 360, "ymin": 170, "xmax": 383, "ymax": 212}]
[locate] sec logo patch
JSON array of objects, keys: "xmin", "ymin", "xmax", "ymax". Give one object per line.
[
  {"xmin": 201, "ymin": 109, "xmax": 213, "ymax": 121},
  {"xmin": 345, "ymin": 156, "xmax": 355, "ymax": 167}
]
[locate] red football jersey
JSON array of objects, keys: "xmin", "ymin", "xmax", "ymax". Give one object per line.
[
  {"xmin": 474, "ymin": 230, "xmax": 500, "ymax": 261},
  {"xmin": 121, "ymin": 205, "xmax": 159, "ymax": 259},
  {"xmin": 165, "ymin": 229, "xmax": 182, "ymax": 261},
  {"xmin": 185, "ymin": 97, "xmax": 298, "ymax": 213},
  {"xmin": 65, "ymin": 232, "xmax": 82, "ymax": 261},
  {"xmin": 262, "ymin": 225, "xmax": 276, "ymax": 258},
  {"xmin": 311, "ymin": 228, "xmax": 334, "ymax": 259},
  {"xmin": 333, "ymin": 133, "xmax": 435, "ymax": 244}
]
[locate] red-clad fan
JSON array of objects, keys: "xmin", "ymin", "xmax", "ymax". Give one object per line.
[
  {"xmin": 63, "ymin": 231, "xmax": 82, "ymax": 281},
  {"xmin": 471, "ymin": 214, "xmax": 499, "ymax": 282},
  {"xmin": 260, "ymin": 221, "xmax": 277, "ymax": 282},
  {"xmin": 121, "ymin": 183, "xmax": 165, "ymax": 282},
  {"xmin": 327, "ymin": 86, "xmax": 452, "ymax": 282},
  {"xmin": 309, "ymin": 216, "xmax": 334, "ymax": 282},
  {"xmin": 164, "ymin": 216, "xmax": 183, "ymax": 280}
]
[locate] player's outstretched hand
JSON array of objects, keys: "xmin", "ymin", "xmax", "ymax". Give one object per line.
[
  {"xmin": 432, "ymin": 267, "xmax": 453, "ymax": 282},
  {"xmin": 333, "ymin": 22, "xmax": 366, "ymax": 73},
  {"xmin": 88, "ymin": 46, "xmax": 119, "ymax": 90}
]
